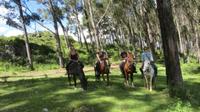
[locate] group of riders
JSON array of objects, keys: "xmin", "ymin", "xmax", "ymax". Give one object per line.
[{"xmin": 66, "ymin": 45, "xmax": 157, "ymax": 80}]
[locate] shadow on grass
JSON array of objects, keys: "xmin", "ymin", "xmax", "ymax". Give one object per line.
[{"xmin": 0, "ymin": 72, "xmax": 199, "ymax": 112}]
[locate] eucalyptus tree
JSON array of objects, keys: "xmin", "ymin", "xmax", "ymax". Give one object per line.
[
  {"xmin": 85, "ymin": 0, "xmax": 100, "ymax": 49},
  {"xmin": 172, "ymin": 0, "xmax": 200, "ymax": 63},
  {"xmin": 36, "ymin": 0, "xmax": 66, "ymax": 68},
  {"xmin": 63, "ymin": 0, "xmax": 90, "ymax": 52},
  {"xmin": 0, "ymin": 0, "xmax": 41, "ymax": 70}
]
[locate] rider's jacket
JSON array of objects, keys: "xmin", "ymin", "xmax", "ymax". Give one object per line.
[{"xmin": 141, "ymin": 51, "xmax": 154, "ymax": 62}]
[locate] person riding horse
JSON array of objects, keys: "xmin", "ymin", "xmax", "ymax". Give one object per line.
[
  {"xmin": 66, "ymin": 46, "xmax": 84, "ymax": 71},
  {"xmin": 120, "ymin": 51, "xmax": 137, "ymax": 77},
  {"xmin": 94, "ymin": 50, "xmax": 110, "ymax": 80},
  {"xmin": 65, "ymin": 46, "xmax": 87, "ymax": 90},
  {"xmin": 119, "ymin": 51, "xmax": 137, "ymax": 87},
  {"xmin": 140, "ymin": 47, "xmax": 157, "ymax": 78}
]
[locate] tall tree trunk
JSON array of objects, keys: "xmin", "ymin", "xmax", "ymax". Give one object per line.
[
  {"xmin": 196, "ymin": 35, "xmax": 200, "ymax": 63},
  {"xmin": 57, "ymin": 19, "xmax": 70, "ymax": 48},
  {"xmin": 75, "ymin": 11, "xmax": 89, "ymax": 52},
  {"xmin": 86, "ymin": 0, "xmax": 100, "ymax": 49},
  {"xmin": 156, "ymin": 0, "xmax": 184, "ymax": 98},
  {"xmin": 17, "ymin": 0, "xmax": 33, "ymax": 70},
  {"xmin": 143, "ymin": 11, "xmax": 157, "ymax": 61},
  {"xmin": 77, "ymin": 26, "xmax": 83, "ymax": 47},
  {"xmin": 83, "ymin": 0, "xmax": 96, "ymax": 54},
  {"xmin": 48, "ymin": 0, "xmax": 64, "ymax": 68},
  {"xmin": 175, "ymin": 20, "xmax": 184, "ymax": 55},
  {"xmin": 184, "ymin": 32, "xmax": 190, "ymax": 63}
]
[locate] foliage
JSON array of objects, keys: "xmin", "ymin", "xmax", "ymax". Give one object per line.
[{"xmin": 166, "ymin": 99, "xmax": 193, "ymax": 112}]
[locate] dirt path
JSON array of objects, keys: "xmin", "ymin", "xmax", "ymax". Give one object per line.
[{"xmin": 0, "ymin": 64, "xmax": 120, "ymax": 81}]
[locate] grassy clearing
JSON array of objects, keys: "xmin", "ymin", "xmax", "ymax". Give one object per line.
[{"xmin": 0, "ymin": 63, "xmax": 200, "ymax": 112}]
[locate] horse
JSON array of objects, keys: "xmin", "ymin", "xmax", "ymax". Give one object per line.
[
  {"xmin": 95, "ymin": 59, "xmax": 110, "ymax": 86},
  {"xmin": 66, "ymin": 61, "xmax": 87, "ymax": 90},
  {"xmin": 121, "ymin": 52, "xmax": 136, "ymax": 87},
  {"xmin": 142, "ymin": 60, "xmax": 156, "ymax": 91}
]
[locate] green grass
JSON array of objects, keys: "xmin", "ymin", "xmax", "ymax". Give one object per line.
[
  {"xmin": 0, "ymin": 63, "xmax": 200, "ymax": 112},
  {"xmin": 0, "ymin": 62, "xmax": 59, "ymax": 74}
]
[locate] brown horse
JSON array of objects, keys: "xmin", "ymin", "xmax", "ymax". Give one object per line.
[
  {"xmin": 95, "ymin": 59, "xmax": 110, "ymax": 85},
  {"xmin": 123, "ymin": 52, "xmax": 136, "ymax": 87}
]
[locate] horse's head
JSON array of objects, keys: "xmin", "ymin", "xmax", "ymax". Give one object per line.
[
  {"xmin": 127, "ymin": 52, "xmax": 134, "ymax": 62},
  {"xmin": 143, "ymin": 60, "xmax": 151, "ymax": 73},
  {"xmin": 99, "ymin": 60, "xmax": 109, "ymax": 73},
  {"xmin": 124, "ymin": 52, "xmax": 135, "ymax": 73},
  {"xmin": 67, "ymin": 61, "xmax": 82, "ymax": 74}
]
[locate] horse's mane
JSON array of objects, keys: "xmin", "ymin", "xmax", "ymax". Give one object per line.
[{"xmin": 127, "ymin": 52, "xmax": 134, "ymax": 62}]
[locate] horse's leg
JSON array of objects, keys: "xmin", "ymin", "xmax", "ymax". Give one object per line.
[
  {"xmin": 125, "ymin": 72, "xmax": 129, "ymax": 86},
  {"xmin": 130, "ymin": 73, "xmax": 134, "ymax": 88},
  {"xmin": 68, "ymin": 73, "xmax": 72, "ymax": 86},
  {"xmin": 150, "ymin": 76, "xmax": 153, "ymax": 91},
  {"xmin": 153, "ymin": 76, "xmax": 157, "ymax": 89},
  {"xmin": 73, "ymin": 74, "xmax": 77, "ymax": 87},
  {"xmin": 102, "ymin": 74, "xmax": 105, "ymax": 81},
  {"xmin": 106, "ymin": 73, "xmax": 109, "ymax": 86},
  {"xmin": 144, "ymin": 75, "xmax": 148, "ymax": 89},
  {"xmin": 124, "ymin": 72, "xmax": 127, "ymax": 86},
  {"xmin": 128, "ymin": 74, "xmax": 130, "ymax": 86}
]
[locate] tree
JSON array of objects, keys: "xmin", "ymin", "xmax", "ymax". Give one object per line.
[
  {"xmin": 156, "ymin": 0, "xmax": 184, "ymax": 98},
  {"xmin": 0, "ymin": 0, "xmax": 35, "ymax": 70},
  {"xmin": 35, "ymin": 0, "xmax": 65, "ymax": 68},
  {"xmin": 85, "ymin": 0, "xmax": 100, "ymax": 49},
  {"xmin": 16, "ymin": 0, "xmax": 34, "ymax": 70},
  {"xmin": 48, "ymin": 0, "xmax": 64, "ymax": 68}
]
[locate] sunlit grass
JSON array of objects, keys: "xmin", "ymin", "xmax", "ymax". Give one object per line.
[{"xmin": 0, "ymin": 63, "xmax": 199, "ymax": 112}]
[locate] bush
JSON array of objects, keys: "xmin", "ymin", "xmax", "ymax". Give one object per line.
[{"xmin": 166, "ymin": 99, "xmax": 193, "ymax": 112}]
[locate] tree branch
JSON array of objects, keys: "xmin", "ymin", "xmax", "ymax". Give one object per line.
[{"xmin": 96, "ymin": 0, "xmax": 112, "ymax": 27}]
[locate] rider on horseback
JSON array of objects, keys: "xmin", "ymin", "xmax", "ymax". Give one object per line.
[
  {"xmin": 119, "ymin": 51, "xmax": 137, "ymax": 77},
  {"xmin": 140, "ymin": 46, "xmax": 157, "ymax": 78},
  {"xmin": 66, "ymin": 45, "xmax": 84, "ymax": 71},
  {"xmin": 94, "ymin": 49, "xmax": 110, "ymax": 79}
]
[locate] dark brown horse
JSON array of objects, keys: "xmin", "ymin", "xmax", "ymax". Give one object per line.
[
  {"xmin": 95, "ymin": 59, "xmax": 110, "ymax": 85},
  {"xmin": 122, "ymin": 52, "xmax": 136, "ymax": 87},
  {"xmin": 66, "ymin": 61, "xmax": 87, "ymax": 90}
]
